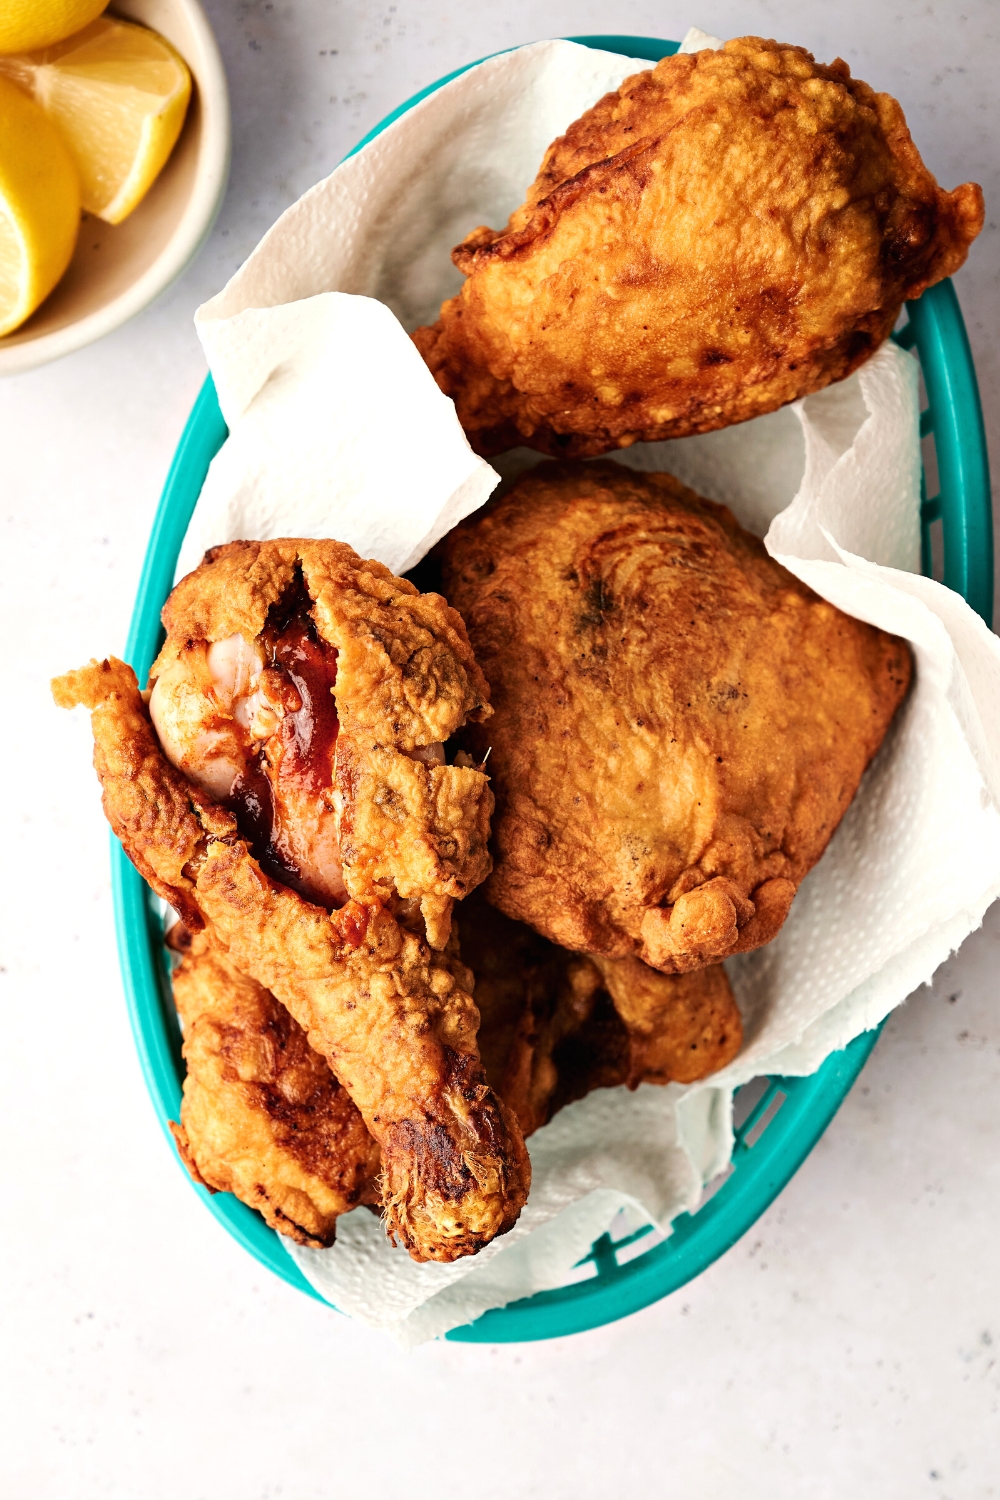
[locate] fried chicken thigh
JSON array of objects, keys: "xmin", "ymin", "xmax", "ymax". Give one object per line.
[
  {"xmin": 414, "ymin": 37, "xmax": 983, "ymax": 458},
  {"xmin": 54, "ymin": 540, "xmax": 531, "ymax": 1263},
  {"xmin": 442, "ymin": 462, "xmax": 912, "ymax": 972}
]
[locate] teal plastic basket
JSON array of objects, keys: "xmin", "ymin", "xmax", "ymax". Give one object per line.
[{"xmin": 112, "ymin": 36, "xmax": 993, "ymax": 1343}]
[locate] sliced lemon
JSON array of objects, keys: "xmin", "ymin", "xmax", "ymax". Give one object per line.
[
  {"xmin": 0, "ymin": 16, "xmax": 191, "ymax": 225},
  {"xmin": 0, "ymin": 74, "xmax": 80, "ymax": 337},
  {"xmin": 0, "ymin": 0, "xmax": 108, "ymax": 54}
]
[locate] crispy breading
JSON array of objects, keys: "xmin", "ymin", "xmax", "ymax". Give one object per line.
[
  {"xmin": 157, "ymin": 538, "xmax": 491, "ymax": 752},
  {"xmin": 458, "ymin": 890, "xmax": 629, "ymax": 1135},
  {"xmin": 53, "ymin": 657, "xmax": 529, "ymax": 1263},
  {"xmin": 334, "ymin": 736, "xmax": 491, "ymax": 949},
  {"xmin": 151, "ymin": 539, "xmax": 493, "ymax": 936},
  {"xmin": 442, "ymin": 461, "xmax": 913, "ymax": 971},
  {"xmin": 460, "ymin": 891, "xmax": 743, "ymax": 1134},
  {"xmin": 587, "ymin": 954, "xmax": 741, "ymax": 1087},
  {"xmin": 165, "ymin": 894, "xmax": 742, "ymax": 1236},
  {"xmin": 52, "ymin": 656, "xmax": 229, "ymax": 935},
  {"xmin": 414, "ymin": 37, "xmax": 983, "ymax": 458},
  {"xmin": 169, "ymin": 927, "xmax": 381, "ymax": 1247}
]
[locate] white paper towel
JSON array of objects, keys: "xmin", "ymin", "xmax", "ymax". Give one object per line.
[
  {"xmin": 175, "ymin": 294, "xmax": 498, "ymax": 581},
  {"xmin": 178, "ymin": 36, "xmax": 1000, "ymax": 1344},
  {"xmin": 182, "ymin": 38, "xmax": 676, "ymax": 584}
]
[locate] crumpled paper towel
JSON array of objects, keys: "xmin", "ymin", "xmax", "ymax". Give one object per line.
[
  {"xmin": 180, "ymin": 32, "xmax": 685, "ymax": 583},
  {"xmin": 175, "ymin": 294, "xmax": 499, "ymax": 581},
  {"xmin": 176, "ymin": 34, "xmax": 1000, "ymax": 1345}
]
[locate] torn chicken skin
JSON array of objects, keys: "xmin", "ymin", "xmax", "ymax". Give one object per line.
[
  {"xmin": 147, "ymin": 545, "xmax": 484, "ymax": 943},
  {"xmin": 151, "ymin": 596, "xmax": 351, "ymax": 908}
]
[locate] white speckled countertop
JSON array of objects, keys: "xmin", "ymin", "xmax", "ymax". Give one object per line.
[{"xmin": 2, "ymin": 3, "xmax": 998, "ymax": 1495}]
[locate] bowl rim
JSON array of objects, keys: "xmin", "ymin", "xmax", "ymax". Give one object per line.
[{"xmin": 0, "ymin": 0, "xmax": 231, "ymax": 377}]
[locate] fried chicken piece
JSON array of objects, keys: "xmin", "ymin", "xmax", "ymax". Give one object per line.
[
  {"xmin": 461, "ymin": 891, "xmax": 743, "ymax": 1134},
  {"xmin": 54, "ymin": 646, "xmax": 529, "ymax": 1263},
  {"xmin": 587, "ymin": 954, "xmax": 741, "ymax": 1088},
  {"xmin": 148, "ymin": 539, "xmax": 494, "ymax": 948},
  {"xmin": 165, "ymin": 893, "xmax": 741, "ymax": 1240},
  {"xmin": 168, "ymin": 925, "xmax": 381, "ymax": 1247},
  {"xmin": 442, "ymin": 461, "xmax": 912, "ymax": 972},
  {"xmin": 459, "ymin": 890, "xmax": 630, "ymax": 1135},
  {"xmin": 414, "ymin": 37, "xmax": 983, "ymax": 458}
]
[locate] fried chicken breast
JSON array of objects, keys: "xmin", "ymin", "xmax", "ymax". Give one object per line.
[
  {"xmin": 169, "ymin": 926, "xmax": 381, "ymax": 1248},
  {"xmin": 53, "ymin": 539, "xmax": 530, "ymax": 1264},
  {"xmin": 414, "ymin": 37, "xmax": 983, "ymax": 458},
  {"xmin": 441, "ymin": 461, "xmax": 913, "ymax": 972}
]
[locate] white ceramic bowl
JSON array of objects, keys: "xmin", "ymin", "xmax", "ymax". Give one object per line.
[{"xmin": 0, "ymin": 0, "xmax": 230, "ymax": 375}]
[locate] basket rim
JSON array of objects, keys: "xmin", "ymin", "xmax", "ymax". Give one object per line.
[{"xmin": 111, "ymin": 33, "xmax": 993, "ymax": 1343}]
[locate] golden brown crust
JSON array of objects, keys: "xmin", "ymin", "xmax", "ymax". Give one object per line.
[
  {"xmin": 459, "ymin": 891, "xmax": 624, "ymax": 1135},
  {"xmin": 152, "ymin": 539, "xmax": 493, "ymax": 938},
  {"xmin": 588, "ymin": 954, "xmax": 742, "ymax": 1087},
  {"xmin": 335, "ymin": 735, "xmax": 492, "ymax": 943},
  {"xmin": 52, "ymin": 658, "xmax": 529, "ymax": 1263},
  {"xmin": 498, "ymin": 956, "xmax": 630, "ymax": 1138},
  {"xmin": 461, "ymin": 891, "xmax": 743, "ymax": 1134},
  {"xmin": 164, "ymin": 894, "xmax": 741, "ymax": 1246},
  {"xmin": 442, "ymin": 461, "xmax": 913, "ymax": 971},
  {"xmin": 414, "ymin": 37, "xmax": 983, "ymax": 458},
  {"xmin": 156, "ymin": 539, "xmax": 491, "ymax": 749},
  {"xmin": 51, "ymin": 656, "xmax": 231, "ymax": 934},
  {"xmin": 170, "ymin": 928, "xmax": 381, "ymax": 1247}
]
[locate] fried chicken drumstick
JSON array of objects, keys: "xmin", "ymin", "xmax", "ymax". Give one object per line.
[
  {"xmin": 442, "ymin": 461, "xmax": 913, "ymax": 972},
  {"xmin": 53, "ymin": 540, "xmax": 530, "ymax": 1263},
  {"xmin": 414, "ymin": 37, "xmax": 983, "ymax": 458},
  {"xmin": 167, "ymin": 893, "xmax": 742, "ymax": 1246}
]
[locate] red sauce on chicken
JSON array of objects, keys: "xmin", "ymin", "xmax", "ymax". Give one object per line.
[{"xmin": 226, "ymin": 592, "xmax": 343, "ymax": 907}]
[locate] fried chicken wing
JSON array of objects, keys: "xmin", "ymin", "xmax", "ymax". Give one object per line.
[
  {"xmin": 168, "ymin": 926, "xmax": 381, "ymax": 1248},
  {"xmin": 441, "ymin": 461, "xmax": 912, "ymax": 971},
  {"xmin": 587, "ymin": 954, "xmax": 741, "ymax": 1088},
  {"xmin": 460, "ymin": 891, "xmax": 743, "ymax": 1134},
  {"xmin": 414, "ymin": 37, "xmax": 983, "ymax": 458},
  {"xmin": 53, "ymin": 538, "xmax": 530, "ymax": 1265}
]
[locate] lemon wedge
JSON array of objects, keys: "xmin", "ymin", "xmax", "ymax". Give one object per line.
[
  {"xmin": 0, "ymin": 74, "xmax": 80, "ymax": 337},
  {"xmin": 0, "ymin": 16, "xmax": 192, "ymax": 225},
  {"xmin": 0, "ymin": 0, "xmax": 108, "ymax": 54}
]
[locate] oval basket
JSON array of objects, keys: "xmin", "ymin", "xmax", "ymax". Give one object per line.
[{"xmin": 112, "ymin": 35, "xmax": 993, "ymax": 1342}]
